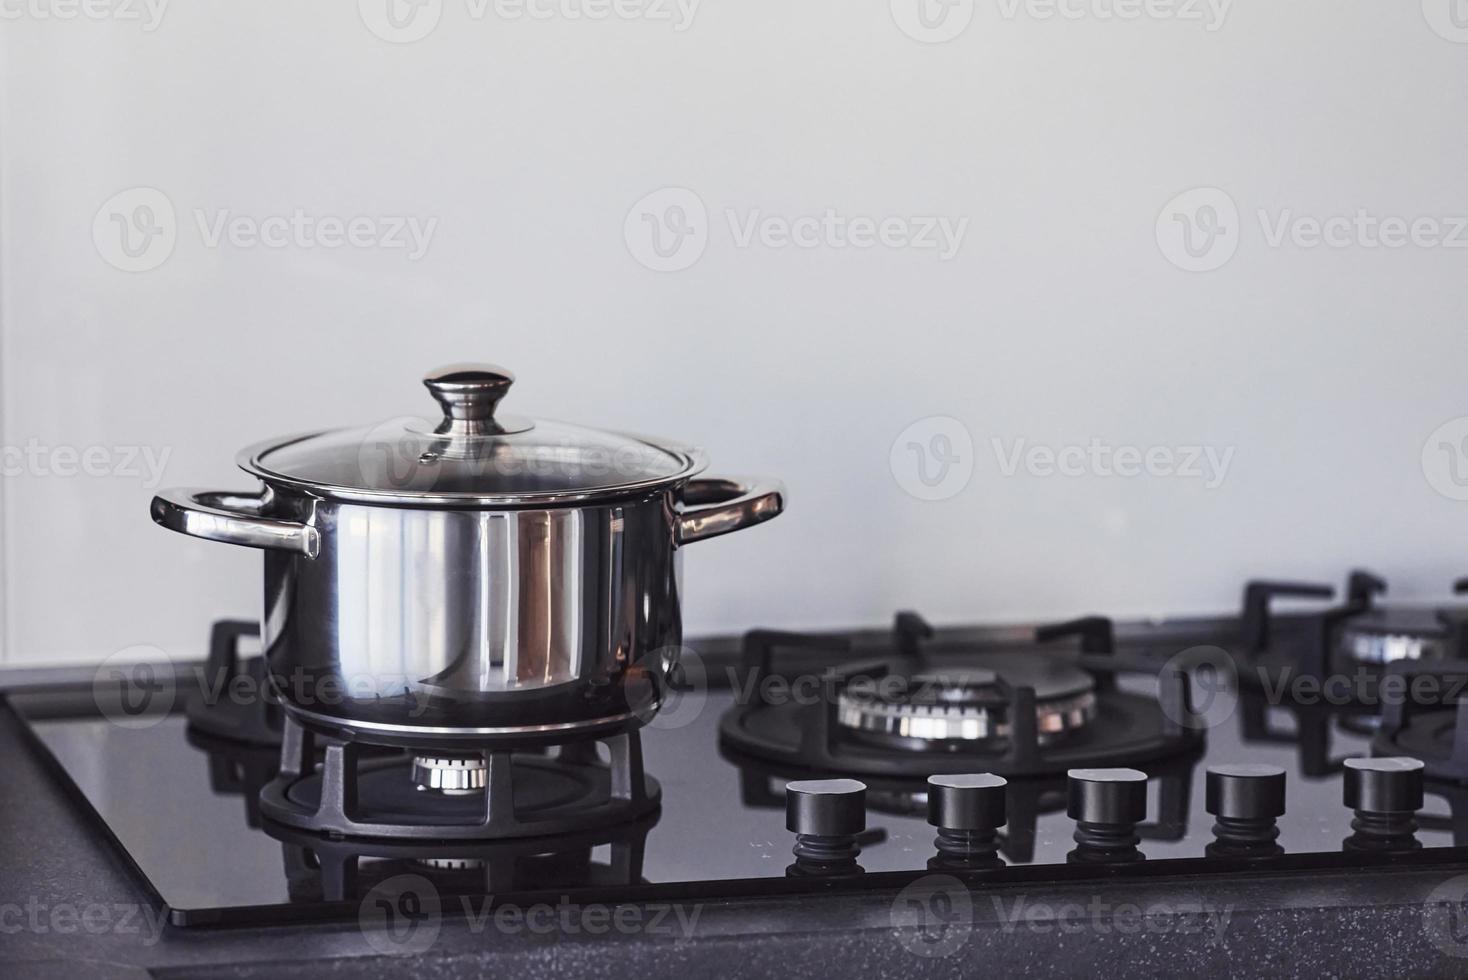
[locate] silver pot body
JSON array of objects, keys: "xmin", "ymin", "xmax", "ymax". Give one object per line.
[{"xmin": 152, "ymin": 476, "xmax": 782, "ymax": 745}]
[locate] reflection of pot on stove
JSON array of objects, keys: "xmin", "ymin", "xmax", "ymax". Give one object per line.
[{"xmin": 267, "ymin": 811, "xmax": 659, "ymax": 903}]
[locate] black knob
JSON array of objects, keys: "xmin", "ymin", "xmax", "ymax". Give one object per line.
[
  {"xmin": 1343, "ymin": 757, "xmax": 1424, "ymax": 851},
  {"xmin": 785, "ymin": 779, "xmax": 866, "ymax": 876},
  {"xmin": 1206, "ymin": 764, "xmax": 1286, "ymax": 858},
  {"xmin": 1066, "ymin": 768, "xmax": 1147, "ymax": 864},
  {"xmin": 927, "ymin": 773, "xmax": 1006, "ymax": 867}
]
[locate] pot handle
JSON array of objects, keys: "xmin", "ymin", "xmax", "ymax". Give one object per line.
[
  {"xmin": 676, "ymin": 477, "xmax": 786, "ymax": 546},
  {"xmin": 150, "ymin": 488, "xmax": 321, "ymax": 558}
]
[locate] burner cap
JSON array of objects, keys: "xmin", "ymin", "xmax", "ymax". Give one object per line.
[
  {"xmin": 413, "ymin": 756, "xmax": 487, "ymax": 795},
  {"xmin": 1338, "ymin": 607, "xmax": 1457, "ymax": 665},
  {"xmin": 836, "ymin": 652, "xmax": 1097, "ymax": 747}
]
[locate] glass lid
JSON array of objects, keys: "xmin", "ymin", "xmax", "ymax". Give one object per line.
[{"xmin": 240, "ymin": 364, "xmax": 704, "ymax": 505}]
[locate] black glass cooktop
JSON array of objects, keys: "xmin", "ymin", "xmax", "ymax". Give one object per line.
[{"xmin": 10, "ymin": 607, "xmax": 1468, "ymax": 927}]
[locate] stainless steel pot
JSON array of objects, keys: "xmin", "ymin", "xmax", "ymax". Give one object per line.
[{"xmin": 150, "ymin": 364, "xmax": 784, "ymax": 746}]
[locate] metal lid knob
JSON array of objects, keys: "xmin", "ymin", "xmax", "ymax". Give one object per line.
[
  {"xmin": 1067, "ymin": 768, "xmax": 1148, "ymax": 825},
  {"xmin": 785, "ymin": 779, "xmax": 866, "ymax": 838},
  {"xmin": 927, "ymin": 773, "xmax": 1007, "ymax": 831},
  {"xmin": 1343, "ymin": 757, "xmax": 1424, "ymax": 814},
  {"xmin": 424, "ymin": 364, "xmax": 515, "ymax": 427},
  {"xmin": 1206, "ymin": 764, "xmax": 1287, "ymax": 820}
]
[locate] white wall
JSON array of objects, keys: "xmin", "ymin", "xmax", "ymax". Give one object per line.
[{"xmin": 2, "ymin": 0, "xmax": 1467, "ymax": 665}]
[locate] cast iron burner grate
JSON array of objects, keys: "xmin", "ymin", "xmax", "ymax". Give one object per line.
[
  {"xmin": 259, "ymin": 715, "xmax": 660, "ymax": 841},
  {"xmin": 185, "ymin": 620, "xmax": 282, "ymax": 747},
  {"xmin": 1372, "ymin": 658, "xmax": 1468, "ymax": 784},
  {"xmin": 1235, "ymin": 571, "xmax": 1468, "ymax": 711},
  {"xmin": 718, "ymin": 612, "xmax": 1205, "ymax": 779}
]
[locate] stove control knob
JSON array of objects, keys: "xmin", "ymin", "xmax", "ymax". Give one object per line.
[
  {"xmin": 785, "ymin": 779, "xmax": 866, "ymax": 876},
  {"xmin": 927, "ymin": 773, "xmax": 1007, "ymax": 868},
  {"xmin": 1343, "ymin": 757, "xmax": 1424, "ymax": 851},
  {"xmin": 1066, "ymin": 768, "xmax": 1147, "ymax": 863},
  {"xmin": 1205, "ymin": 764, "xmax": 1286, "ymax": 858}
]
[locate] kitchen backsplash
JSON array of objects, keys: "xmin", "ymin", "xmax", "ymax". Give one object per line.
[{"xmin": 2, "ymin": 0, "xmax": 1467, "ymax": 665}]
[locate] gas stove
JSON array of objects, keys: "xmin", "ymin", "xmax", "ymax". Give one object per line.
[{"xmin": 10, "ymin": 569, "xmax": 1468, "ymax": 944}]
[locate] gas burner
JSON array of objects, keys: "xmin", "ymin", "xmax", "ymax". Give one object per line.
[
  {"xmin": 259, "ymin": 715, "xmax": 659, "ymax": 841},
  {"xmin": 265, "ymin": 811, "xmax": 657, "ymax": 903},
  {"xmin": 412, "ymin": 755, "xmax": 488, "ymax": 795},
  {"xmin": 834, "ymin": 655, "xmax": 1098, "ymax": 749},
  {"xmin": 1338, "ymin": 607, "xmax": 1458, "ymax": 666},
  {"xmin": 1372, "ymin": 659, "xmax": 1468, "ymax": 784},
  {"xmin": 1235, "ymin": 571, "xmax": 1468, "ymax": 710},
  {"xmin": 719, "ymin": 613, "xmax": 1204, "ymax": 781}
]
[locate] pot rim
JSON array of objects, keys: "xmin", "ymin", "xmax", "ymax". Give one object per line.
[{"xmin": 237, "ymin": 429, "xmax": 710, "ymax": 508}]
